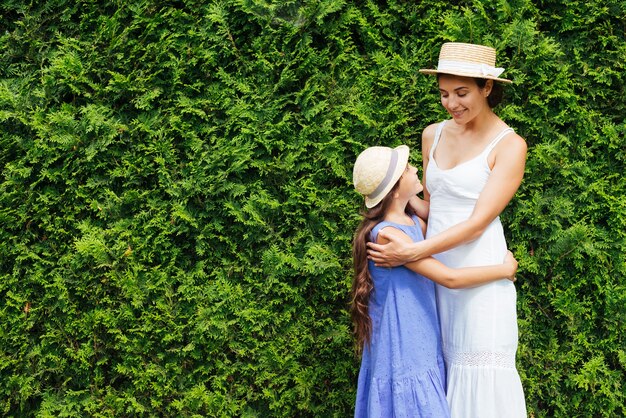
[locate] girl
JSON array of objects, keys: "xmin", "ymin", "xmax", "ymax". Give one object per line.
[{"xmin": 352, "ymin": 144, "xmax": 517, "ymax": 417}]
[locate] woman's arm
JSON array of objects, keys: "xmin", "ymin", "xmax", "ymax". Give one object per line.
[
  {"xmin": 377, "ymin": 227, "xmax": 517, "ymax": 289},
  {"xmin": 368, "ymin": 130, "xmax": 527, "ymax": 266}
]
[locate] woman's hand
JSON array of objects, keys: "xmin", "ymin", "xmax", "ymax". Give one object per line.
[
  {"xmin": 503, "ymin": 250, "xmax": 518, "ymax": 282},
  {"xmin": 366, "ymin": 228, "xmax": 416, "ymax": 267}
]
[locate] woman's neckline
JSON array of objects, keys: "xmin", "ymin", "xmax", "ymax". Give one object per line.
[{"xmin": 431, "ymin": 121, "xmax": 512, "ymax": 171}]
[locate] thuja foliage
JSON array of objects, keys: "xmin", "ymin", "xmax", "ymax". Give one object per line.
[{"xmin": 0, "ymin": 0, "xmax": 624, "ymax": 416}]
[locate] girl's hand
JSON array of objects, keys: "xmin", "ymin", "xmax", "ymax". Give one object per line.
[{"xmin": 503, "ymin": 250, "xmax": 518, "ymax": 282}]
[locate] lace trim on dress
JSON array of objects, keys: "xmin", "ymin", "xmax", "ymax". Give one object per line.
[{"xmin": 445, "ymin": 350, "xmax": 516, "ymax": 369}]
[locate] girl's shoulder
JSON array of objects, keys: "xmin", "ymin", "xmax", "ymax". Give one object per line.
[
  {"xmin": 371, "ymin": 216, "xmax": 424, "ymax": 244},
  {"xmin": 371, "ymin": 221, "xmax": 404, "ymax": 244}
]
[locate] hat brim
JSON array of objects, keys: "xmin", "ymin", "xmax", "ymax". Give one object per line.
[
  {"xmin": 419, "ymin": 69, "xmax": 512, "ymax": 84},
  {"xmin": 364, "ymin": 145, "xmax": 410, "ymax": 208}
]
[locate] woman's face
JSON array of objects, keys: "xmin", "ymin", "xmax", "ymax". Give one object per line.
[{"xmin": 438, "ymin": 74, "xmax": 491, "ymax": 124}]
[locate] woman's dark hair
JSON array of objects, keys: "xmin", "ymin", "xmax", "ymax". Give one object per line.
[
  {"xmin": 474, "ymin": 78, "xmax": 503, "ymax": 108},
  {"xmin": 351, "ymin": 181, "xmax": 412, "ymax": 352}
]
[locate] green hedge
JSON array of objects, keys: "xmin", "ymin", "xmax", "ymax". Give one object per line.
[{"xmin": 1, "ymin": 0, "xmax": 624, "ymax": 416}]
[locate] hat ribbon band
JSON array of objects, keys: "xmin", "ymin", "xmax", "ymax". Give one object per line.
[
  {"xmin": 437, "ymin": 60, "xmax": 505, "ymax": 78},
  {"xmin": 368, "ymin": 149, "xmax": 398, "ymax": 200}
]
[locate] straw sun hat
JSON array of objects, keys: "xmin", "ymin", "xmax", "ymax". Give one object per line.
[
  {"xmin": 419, "ymin": 42, "xmax": 512, "ymax": 84},
  {"xmin": 353, "ymin": 145, "xmax": 410, "ymax": 208}
]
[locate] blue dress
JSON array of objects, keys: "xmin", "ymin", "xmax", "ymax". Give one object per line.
[{"xmin": 355, "ymin": 215, "xmax": 450, "ymax": 418}]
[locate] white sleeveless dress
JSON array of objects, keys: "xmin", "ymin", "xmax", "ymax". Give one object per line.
[{"xmin": 425, "ymin": 121, "xmax": 527, "ymax": 418}]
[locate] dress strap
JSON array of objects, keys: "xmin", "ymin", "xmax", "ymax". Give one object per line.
[
  {"xmin": 429, "ymin": 120, "xmax": 447, "ymax": 160},
  {"xmin": 483, "ymin": 127, "xmax": 514, "ymax": 155}
]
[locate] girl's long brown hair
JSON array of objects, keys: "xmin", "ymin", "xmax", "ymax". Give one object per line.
[{"xmin": 351, "ymin": 183, "xmax": 402, "ymax": 352}]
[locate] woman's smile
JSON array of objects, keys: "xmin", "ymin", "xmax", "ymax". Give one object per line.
[{"xmin": 450, "ymin": 109, "xmax": 466, "ymax": 119}]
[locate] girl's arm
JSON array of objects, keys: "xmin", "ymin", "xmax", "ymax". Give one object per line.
[
  {"xmin": 408, "ymin": 252, "xmax": 517, "ymax": 289},
  {"xmin": 408, "ymin": 195, "xmax": 429, "ymax": 221},
  {"xmin": 368, "ymin": 127, "xmax": 527, "ymax": 266},
  {"xmin": 377, "ymin": 227, "xmax": 517, "ymax": 289}
]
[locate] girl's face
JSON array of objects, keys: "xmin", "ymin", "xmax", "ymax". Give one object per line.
[
  {"xmin": 398, "ymin": 163, "xmax": 423, "ymax": 197},
  {"xmin": 438, "ymin": 74, "xmax": 491, "ymax": 124}
]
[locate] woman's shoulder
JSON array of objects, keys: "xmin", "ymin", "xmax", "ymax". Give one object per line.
[
  {"xmin": 422, "ymin": 121, "xmax": 446, "ymax": 149},
  {"xmin": 483, "ymin": 116, "xmax": 527, "ymax": 153},
  {"xmin": 498, "ymin": 127, "xmax": 527, "ymax": 153},
  {"xmin": 491, "ymin": 116, "xmax": 525, "ymax": 143},
  {"xmin": 489, "ymin": 126, "xmax": 527, "ymax": 169},
  {"xmin": 422, "ymin": 121, "xmax": 444, "ymax": 138}
]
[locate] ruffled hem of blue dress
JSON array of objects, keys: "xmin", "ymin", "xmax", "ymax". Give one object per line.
[{"xmin": 355, "ymin": 366, "xmax": 450, "ymax": 418}]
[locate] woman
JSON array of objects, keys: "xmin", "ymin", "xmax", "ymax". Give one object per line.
[
  {"xmin": 351, "ymin": 145, "xmax": 518, "ymax": 417},
  {"xmin": 367, "ymin": 43, "xmax": 527, "ymax": 417}
]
